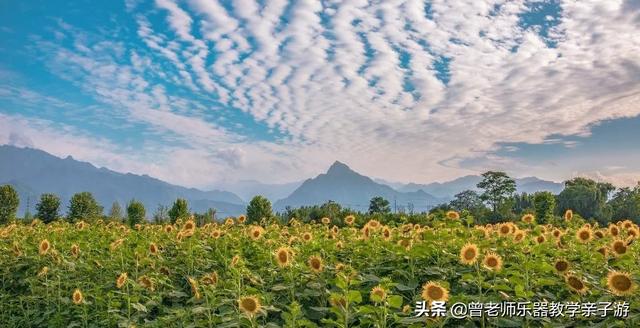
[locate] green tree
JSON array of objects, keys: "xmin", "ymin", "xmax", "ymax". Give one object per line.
[
  {"xmin": 153, "ymin": 204, "xmax": 169, "ymax": 224},
  {"xmin": 368, "ymin": 196, "xmax": 391, "ymax": 214},
  {"xmin": 449, "ymin": 190, "xmax": 488, "ymax": 222},
  {"xmin": 246, "ymin": 195, "xmax": 273, "ymax": 224},
  {"xmin": 557, "ymin": 177, "xmax": 614, "ymax": 223},
  {"xmin": 168, "ymin": 198, "xmax": 190, "ymax": 224},
  {"xmin": 109, "ymin": 202, "xmax": 123, "ymax": 221},
  {"xmin": 477, "ymin": 171, "xmax": 516, "ymax": 218},
  {"xmin": 0, "ymin": 185, "xmax": 19, "ymax": 224},
  {"xmin": 36, "ymin": 193, "xmax": 61, "ymax": 223},
  {"xmin": 67, "ymin": 192, "xmax": 103, "ymax": 222},
  {"xmin": 533, "ymin": 191, "xmax": 556, "ymax": 223},
  {"xmin": 126, "ymin": 200, "xmax": 146, "ymax": 226},
  {"xmin": 608, "ymin": 184, "xmax": 640, "ymax": 224}
]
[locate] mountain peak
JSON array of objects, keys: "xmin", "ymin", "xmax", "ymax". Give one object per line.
[{"xmin": 326, "ymin": 161, "xmax": 353, "ymax": 175}]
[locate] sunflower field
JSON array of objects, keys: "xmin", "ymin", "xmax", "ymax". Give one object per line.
[{"xmin": 0, "ymin": 211, "xmax": 638, "ymax": 327}]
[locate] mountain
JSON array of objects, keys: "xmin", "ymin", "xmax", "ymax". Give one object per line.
[
  {"xmin": 220, "ymin": 179, "xmax": 303, "ymax": 203},
  {"xmin": 274, "ymin": 161, "xmax": 444, "ymax": 212},
  {"xmin": 0, "ymin": 145, "xmax": 246, "ymax": 217},
  {"xmin": 398, "ymin": 175, "xmax": 563, "ymax": 198}
]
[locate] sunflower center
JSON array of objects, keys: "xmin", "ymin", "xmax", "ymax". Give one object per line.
[
  {"xmin": 568, "ymin": 277, "xmax": 584, "ymax": 290},
  {"xmin": 464, "ymin": 249, "xmax": 476, "ymax": 260},
  {"xmin": 555, "ymin": 261, "xmax": 568, "ymax": 271},
  {"xmin": 428, "ymin": 286, "xmax": 443, "ymax": 299},
  {"xmin": 487, "ymin": 257, "xmax": 498, "ymax": 267},
  {"xmin": 612, "ymin": 276, "xmax": 631, "ymax": 291},
  {"xmin": 241, "ymin": 299, "xmax": 257, "ymax": 312}
]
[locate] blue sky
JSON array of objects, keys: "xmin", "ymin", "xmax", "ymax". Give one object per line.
[{"xmin": 1, "ymin": 0, "xmax": 639, "ymax": 188}]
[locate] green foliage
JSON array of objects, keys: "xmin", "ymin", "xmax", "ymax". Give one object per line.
[
  {"xmin": 533, "ymin": 191, "xmax": 556, "ymax": 223},
  {"xmin": 246, "ymin": 195, "xmax": 273, "ymax": 224},
  {"xmin": 557, "ymin": 177, "xmax": 614, "ymax": 223},
  {"xmin": 152, "ymin": 204, "xmax": 169, "ymax": 224},
  {"xmin": 477, "ymin": 171, "xmax": 516, "ymax": 216},
  {"xmin": 368, "ymin": 196, "xmax": 390, "ymax": 214},
  {"xmin": 126, "ymin": 199, "xmax": 146, "ymax": 226},
  {"xmin": 608, "ymin": 185, "xmax": 640, "ymax": 224},
  {"xmin": 0, "ymin": 184, "xmax": 19, "ymax": 224},
  {"xmin": 109, "ymin": 201, "xmax": 123, "ymax": 221},
  {"xmin": 35, "ymin": 193, "xmax": 61, "ymax": 223},
  {"xmin": 168, "ymin": 198, "xmax": 190, "ymax": 224},
  {"xmin": 67, "ymin": 192, "xmax": 103, "ymax": 222}
]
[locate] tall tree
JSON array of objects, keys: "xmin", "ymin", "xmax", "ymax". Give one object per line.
[
  {"xmin": 246, "ymin": 195, "xmax": 273, "ymax": 224},
  {"xmin": 368, "ymin": 196, "xmax": 391, "ymax": 214},
  {"xmin": 477, "ymin": 171, "xmax": 516, "ymax": 216},
  {"xmin": 67, "ymin": 192, "xmax": 103, "ymax": 222},
  {"xmin": 36, "ymin": 193, "xmax": 61, "ymax": 223},
  {"xmin": 109, "ymin": 202, "xmax": 123, "ymax": 221},
  {"xmin": 608, "ymin": 184, "xmax": 640, "ymax": 224},
  {"xmin": 450, "ymin": 190, "xmax": 483, "ymax": 211},
  {"xmin": 153, "ymin": 204, "xmax": 169, "ymax": 224},
  {"xmin": 126, "ymin": 200, "xmax": 146, "ymax": 226},
  {"xmin": 168, "ymin": 198, "xmax": 190, "ymax": 224},
  {"xmin": 557, "ymin": 177, "xmax": 614, "ymax": 222},
  {"xmin": 533, "ymin": 191, "xmax": 556, "ymax": 223},
  {"xmin": 0, "ymin": 185, "xmax": 19, "ymax": 224}
]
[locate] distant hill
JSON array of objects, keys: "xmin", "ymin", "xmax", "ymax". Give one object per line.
[
  {"xmin": 274, "ymin": 161, "xmax": 445, "ymax": 212},
  {"xmin": 0, "ymin": 145, "xmax": 246, "ymax": 217},
  {"xmin": 398, "ymin": 175, "xmax": 563, "ymax": 198}
]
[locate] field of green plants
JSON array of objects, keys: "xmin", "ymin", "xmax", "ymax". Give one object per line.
[{"xmin": 0, "ymin": 211, "xmax": 638, "ymax": 327}]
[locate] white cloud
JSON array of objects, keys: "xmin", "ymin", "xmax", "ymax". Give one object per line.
[{"xmin": 3, "ymin": 0, "xmax": 640, "ymax": 188}]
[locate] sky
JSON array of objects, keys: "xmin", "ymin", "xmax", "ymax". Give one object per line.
[{"xmin": 1, "ymin": 0, "xmax": 639, "ymax": 189}]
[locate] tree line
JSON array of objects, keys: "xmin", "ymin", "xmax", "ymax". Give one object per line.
[{"xmin": 1, "ymin": 171, "xmax": 639, "ymax": 226}]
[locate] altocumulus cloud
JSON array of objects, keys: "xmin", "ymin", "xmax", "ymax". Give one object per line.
[{"xmin": 1, "ymin": 0, "xmax": 639, "ymax": 188}]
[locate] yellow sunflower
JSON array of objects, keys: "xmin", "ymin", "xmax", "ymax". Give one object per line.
[
  {"xmin": 606, "ymin": 271, "xmax": 635, "ymax": 296},
  {"xmin": 238, "ymin": 296, "xmax": 261, "ymax": 317},
  {"xmin": 421, "ymin": 281, "xmax": 449, "ymax": 302},
  {"xmin": 459, "ymin": 243, "xmax": 479, "ymax": 265},
  {"xmin": 483, "ymin": 252, "xmax": 503, "ymax": 272}
]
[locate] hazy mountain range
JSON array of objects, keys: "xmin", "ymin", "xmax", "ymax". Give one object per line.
[{"xmin": 0, "ymin": 145, "xmax": 564, "ymax": 217}]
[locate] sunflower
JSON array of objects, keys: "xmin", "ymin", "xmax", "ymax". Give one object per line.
[
  {"xmin": 382, "ymin": 227, "xmax": 392, "ymax": 240},
  {"xmin": 274, "ymin": 247, "xmax": 293, "ymax": 267},
  {"xmin": 361, "ymin": 226, "xmax": 371, "ymax": 239},
  {"xmin": 609, "ymin": 225, "xmax": 620, "ymax": 237},
  {"xmin": 446, "ymin": 211, "xmax": 460, "ymax": 220},
  {"xmin": 521, "ymin": 214, "xmax": 535, "ymax": 224},
  {"xmin": 513, "ymin": 230, "xmax": 526, "ymax": 243},
  {"xmin": 249, "ymin": 226, "xmax": 264, "ymax": 240},
  {"xmin": 71, "ymin": 244, "xmax": 80, "ymax": 257},
  {"xmin": 72, "ymin": 289, "xmax": 83, "ymax": 305},
  {"xmin": 336, "ymin": 240, "xmax": 344, "ymax": 249},
  {"xmin": 164, "ymin": 225, "xmax": 174, "ymax": 233},
  {"xmin": 237, "ymin": 215, "xmax": 247, "ymax": 224},
  {"xmin": 498, "ymin": 223, "xmax": 512, "ymax": 237},
  {"xmin": 116, "ymin": 272, "xmax": 128, "ymax": 289},
  {"xmin": 611, "ymin": 239, "xmax": 628, "ymax": 256},
  {"xmin": 138, "ymin": 276, "xmax": 154, "ymax": 291},
  {"xmin": 597, "ymin": 246, "xmax": 608, "ymax": 257},
  {"xmin": 344, "ymin": 215, "xmax": 356, "ymax": 225},
  {"xmin": 576, "ymin": 227, "xmax": 593, "ymax": 243},
  {"xmin": 39, "ymin": 239, "xmax": 50, "ymax": 255},
  {"xmin": 329, "ymin": 295, "xmax": 348, "ymax": 309},
  {"xmin": 187, "ymin": 277, "xmax": 201, "ymax": 300},
  {"xmin": 308, "ymin": 255, "xmax": 323, "ymax": 273},
  {"xmin": 554, "ymin": 259, "xmax": 569, "ymax": 273},
  {"xmin": 483, "ymin": 252, "xmax": 503, "ymax": 272},
  {"xmin": 594, "ymin": 230, "xmax": 604, "ymax": 239},
  {"xmin": 231, "ymin": 255, "xmax": 241, "ymax": 267},
  {"xmin": 335, "ymin": 263, "xmax": 346, "ymax": 271},
  {"xmin": 367, "ymin": 220, "xmax": 381, "ymax": 229},
  {"xmin": 392, "ymin": 237, "xmax": 407, "ymax": 248},
  {"xmin": 224, "ymin": 218, "xmax": 235, "ymax": 225},
  {"xmin": 565, "ymin": 275, "xmax": 588, "ymax": 294},
  {"xmin": 321, "ymin": 217, "xmax": 331, "ymax": 225},
  {"xmin": 37, "ymin": 266, "xmax": 49, "ymax": 278},
  {"xmin": 210, "ymin": 229, "xmax": 222, "ymax": 239},
  {"xmin": 552, "ymin": 229, "xmax": 563, "ymax": 239},
  {"xmin": 627, "ymin": 227, "xmax": 639, "ymax": 239},
  {"xmin": 421, "ymin": 281, "xmax": 449, "ymax": 302},
  {"xmin": 606, "ymin": 271, "xmax": 635, "ymax": 296},
  {"xmin": 149, "ymin": 242, "xmax": 159, "ymax": 255},
  {"xmin": 110, "ymin": 238, "xmax": 124, "ymax": 251},
  {"xmin": 536, "ymin": 235, "xmax": 546, "ymax": 244},
  {"xmin": 459, "ymin": 243, "xmax": 479, "ymax": 265},
  {"xmin": 202, "ymin": 271, "xmax": 219, "ymax": 286},
  {"xmin": 238, "ymin": 296, "xmax": 261, "ymax": 317},
  {"xmin": 370, "ymin": 286, "xmax": 387, "ymax": 303},
  {"xmin": 564, "ymin": 209, "xmax": 573, "ymax": 221},
  {"xmin": 302, "ymin": 232, "xmax": 313, "ymax": 242},
  {"xmin": 331, "ymin": 225, "xmax": 339, "ymax": 234}
]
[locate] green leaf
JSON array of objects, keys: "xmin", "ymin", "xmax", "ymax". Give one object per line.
[
  {"xmin": 347, "ymin": 290, "xmax": 362, "ymax": 304},
  {"xmin": 388, "ymin": 295, "xmax": 403, "ymax": 309}
]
